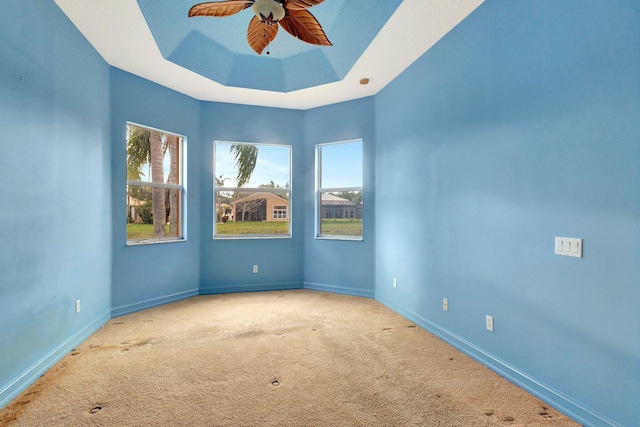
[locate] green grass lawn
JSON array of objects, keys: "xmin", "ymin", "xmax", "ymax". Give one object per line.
[
  {"xmin": 216, "ymin": 221, "xmax": 290, "ymax": 235},
  {"xmin": 129, "ymin": 219, "xmax": 362, "ymax": 238},
  {"xmin": 127, "ymin": 224, "xmax": 174, "ymax": 239},
  {"xmin": 320, "ymin": 219, "xmax": 363, "ymax": 236}
]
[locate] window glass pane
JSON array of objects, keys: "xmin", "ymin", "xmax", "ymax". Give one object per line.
[
  {"xmin": 317, "ymin": 140, "xmax": 363, "ymax": 240},
  {"xmin": 214, "ymin": 141, "xmax": 292, "ymax": 238},
  {"xmin": 319, "ymin": 191, "xmax": 362, "ymax": 236},
  {"xmin": 126, "ymin": 123, "xmax": 184, "ymax": 243},
  {"xmin": 320, "ymin": 140, "xmax": 362, "ymax": 189},
  {"xmin": 127, "ymin": 185, "xmax": 183, "ymax": 239},
  {"xmin": 126, "ymin": 127, "xmax": 181, "ymax": 185},
  {"xmin": 215, "ymin": 191, "xmax": 290, "ymax": 236},
  {"xmin": 215, "ymin": 142, "xmax": 290, "ymax": 189}
]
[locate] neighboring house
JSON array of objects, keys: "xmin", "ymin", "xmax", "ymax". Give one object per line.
[
  {"xmin": 126, "ymin": 195, "xmax": 144, "ymax": 223},
  {"xmin": 217, "ymin": 203, "xmax": 234, "ymax": 222},
  {"xmin": 321, "ymin": 193, "xmax": 362, "ymax": 219},
  {"xmin": 232, "ymin": 192, "xmax": 289, "ymax": 222}
]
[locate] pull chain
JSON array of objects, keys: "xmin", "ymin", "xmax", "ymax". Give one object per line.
[{"xmin": 263, "ymin": 29, "xmax": 270, "ymax": 55}]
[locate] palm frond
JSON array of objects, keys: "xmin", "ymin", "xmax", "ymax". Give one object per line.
[
  {"xmin": 126, "ymin": 126, "xmax": 151, "ymax": 181},
  {"xmin": 230, "ymin": 144, "xmax": 258, "ymax": 187}
]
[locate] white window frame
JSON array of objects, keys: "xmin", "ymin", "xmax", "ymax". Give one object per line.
[
  {"xmin": 213, "ymin": 141, "xmax": 292, "ymax": 239},
  {"xmin": 316, "ymin": 139, "xmax": 363, "ymax": 241},
  {"xmin": 126, "ymin": 122, "xmax": 187, "ymax": 246},
  {"xmin": 273, "ymin": 205, "xmax": 288, "ymax": 219}
]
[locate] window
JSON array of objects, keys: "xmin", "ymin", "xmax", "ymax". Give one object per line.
[
  {"xmin": 126, "ymin": 123, "xmax": 185, "ymax": 244},
  {"xmin": 316, "ymin": 140, "xmax": 363, "ymax": 240},
  {"xmin": 214, "ymin": 141, "xmax": 291, "ymax": 238},
  {"xmin": 273, "ymin": 206, "xmax": 288, "ymax": 219}
]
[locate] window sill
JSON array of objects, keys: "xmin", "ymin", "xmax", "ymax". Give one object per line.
[
  {"xmin": 315, "ymin": 235, "xmax": 363, "ymax": 242},
  {"xmin": 126, "ymin": 237, "xmax": 187, "ymax": 246},
  {"xmin": 214, "ymin": 235, "xmax": 292, "ymax": 240}
]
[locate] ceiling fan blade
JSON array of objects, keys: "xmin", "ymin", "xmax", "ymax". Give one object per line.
[
  {"xmin": 188, "ymin": 1, "xmax": 253, "ymax": 18},
  {"xmin": 247, "ymin": 15, "xmax": 279, "ymax": 55},
  {"xmin": 284, "ymin": 0, "xmax": 325, "ymax": 11},
  {"xmin": 279, "ymin": 9, "xmax": 331, "ymax": 46}
]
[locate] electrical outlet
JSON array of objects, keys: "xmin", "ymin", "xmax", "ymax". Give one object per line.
[
  {"xmin": 486, "ymin": 315, "xmax": 494, "ymax": 332},
  {"xmin": 393, "ymin": 278, "xmax": 397, "ymax": 288},
  {"xmin": 253, "ymin": 265, "xmax": 258, "ymax": 274},
  {"xmin": 442, "ymin": 298, "xmax": 448, "ymax": 311},
  {"xmin": 75, "ymin": 300, "xmax": 81, "ymax": 314}
]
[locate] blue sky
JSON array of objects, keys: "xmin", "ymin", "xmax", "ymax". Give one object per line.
[
  {"xmin": 133, "ymin": 137, "xmax": 363, "ymax": 189},
  {"xmin": 213, "ymin": 140, "xmax": 363, "ymax": 189},
  {"xmin": 215, "ymin": 142, "xmax": 291, "ymax": 188},
  {"xmin": 320, "ymin": 140, "xmax": 362, "ymax": 189}
]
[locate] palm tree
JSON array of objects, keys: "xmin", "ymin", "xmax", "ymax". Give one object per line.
[
  {"xmin": 149, "ymin": 131, "xmax": 165, "ymax": 237},
  {"xmin": 128, "ymin": 126, "xmax": 259, "ymax": 234},
  {"xmin": 127, "ymin": 125, "xmax": 178, "ymax": 238},
  {"xmin": 230, "ymin": 144, "xmax": 258, "ymax": 187},
  {"xmin": 165, "ymin": 134, "xmax": 180, "ymax": 236},
  {"xmin": 126, "ymin": 126, "xmax": 150, "ymax": 181},
  {"xmin": 229, "ymin": 144, "xmax": 259, "ymax": 219}
]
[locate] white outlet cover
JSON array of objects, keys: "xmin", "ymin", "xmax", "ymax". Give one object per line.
[{"xmin": 486, "ymin": 315, "xmax": 494, "ymax": 332}]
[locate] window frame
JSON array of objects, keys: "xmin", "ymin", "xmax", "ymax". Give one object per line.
[
  {"xmin": 315, "ymin": 139, "xmax": 363, "ymax": 241},
  {"xmin": 213, "ymin": 140, "xmax": 292, "ymax": 240},
  {"xmin": 126, "ymin": 122, "xmax": 187, "ymax": 246}
]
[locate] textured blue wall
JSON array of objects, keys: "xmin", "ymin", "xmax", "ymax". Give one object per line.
[
  {"xmin": 199, "ymin": 102, "xmax": 304, "ymax": 293},
  {"xmin": 0, "ymin": 0, "xmax": 112, "ymax": 407},
  {"xmin": 110, "ymin": 69, "xmax": 202, "ymax": 316},
  {"xmin": 303, "ymin": 98, "xmax": 376, "ymax": 297},
  {"xmin": 374, "ymin": 1, "xmax": 639, "ymax": 426},
  {"xmin": 2, "ymin": 1, "xmax": 638, "ymax": 425}
]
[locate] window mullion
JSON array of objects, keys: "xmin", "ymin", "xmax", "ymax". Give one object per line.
[
  {"xmin": 127, "ymin": 180, "xmax": 182, "ymax": 190},
  {"xmin": 320, "ymin": 187, "xmax": 362, "ymax": 193},
  {"xmin": 217, "ymin": 187, "xmax": 290, "ymax": 195}
]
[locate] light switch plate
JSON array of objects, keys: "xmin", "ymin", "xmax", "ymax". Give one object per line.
[{"xmin": 555, "ymin": 237, "xmax": 582, "ymax": 258}]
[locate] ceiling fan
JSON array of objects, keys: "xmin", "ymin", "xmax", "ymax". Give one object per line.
[{"xmin": 188, "ymin": 0, "xmax": 332, "ymax": 55}]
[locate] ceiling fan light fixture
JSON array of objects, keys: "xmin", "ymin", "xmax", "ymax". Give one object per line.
[
  {"xmin": 252, "ymin": 0, "xmax": 286, "ymax": 25},
  {"xmin": 188, "ymin": 0, "xmax": 331, "ymax": 54}
]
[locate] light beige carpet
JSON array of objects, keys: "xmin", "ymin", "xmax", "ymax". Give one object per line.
[{"xmin": 1, "ymin": 290, "xmax": 580, "ymax": 426}]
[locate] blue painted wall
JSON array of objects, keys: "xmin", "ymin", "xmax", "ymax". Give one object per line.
[
  {"xmin": 303, "ymin": 98, "xmax": 376, "ymax": 297},
  {"xmin": 374, "ymin": 1, "xmax": 639, "ymax": 426},
  {"xmin": 199, "ymin": 102, "xmax": 305, "ymax": 293},
  {"xmin": 0, "ymin": 0, "xmax": 112, "ymax": 407},
  {"xmin": 110, "ymin": 69, "xmax": 202, "ymax": 316},
  {"xmin": 2, "ymin": 1, "xmax": 638, "ymax": 425}
]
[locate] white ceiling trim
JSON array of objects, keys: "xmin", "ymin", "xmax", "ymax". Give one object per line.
[{"xmin": 54, "ymin": 0, "xmax": 484, "ymax": 110}]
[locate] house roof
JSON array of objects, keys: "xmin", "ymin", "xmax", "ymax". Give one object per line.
[
  {"xmin": 233, "ymin": 192, "xmax": 289, "ymax": 205},
  {"xmin": 321, "ymin": 193, "xmax": 355, "ymax": 205}
]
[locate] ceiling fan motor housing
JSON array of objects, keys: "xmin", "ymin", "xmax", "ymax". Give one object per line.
[{"xmin": 252, "ymin": 0, "xmax": 286, "ymax": 25}]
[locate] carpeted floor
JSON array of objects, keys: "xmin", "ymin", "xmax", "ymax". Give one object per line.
[{"xmin": 0, "ymin": 290, "xmax": 580, "ymax": 426}]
